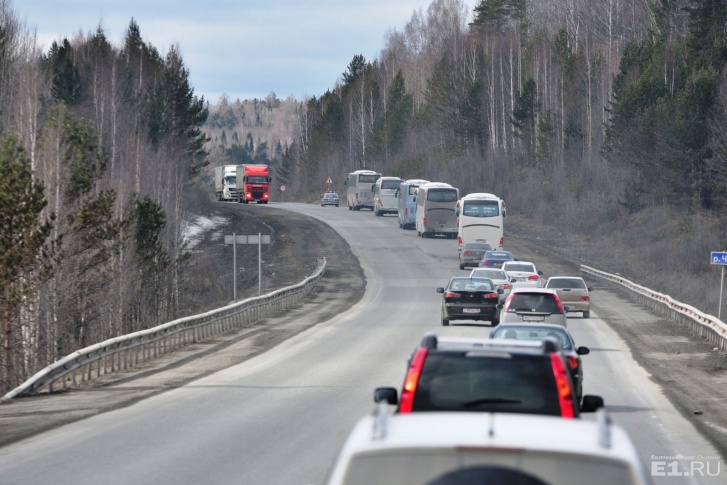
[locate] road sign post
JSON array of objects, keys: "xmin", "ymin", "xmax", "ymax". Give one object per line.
[
  {"xmin": 225, "ymin": 233, "xmax": 272, "ymax": 299},
  {"xmin": 710, "ymin": 251, "xmax": 727, "ymax": 320}
]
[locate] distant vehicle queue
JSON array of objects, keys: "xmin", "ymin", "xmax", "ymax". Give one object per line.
[{"xmin": 344, "ymin": 170, "xmax": 505, "ymax": 252}]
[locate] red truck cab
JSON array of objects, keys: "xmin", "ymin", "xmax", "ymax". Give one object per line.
[{"xmin": 237, "ymin": 164, "xmax": 271, "ymax": 204}]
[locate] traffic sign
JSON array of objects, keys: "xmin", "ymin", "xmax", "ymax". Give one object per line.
[
  {"xmin": 326, "ymin": 177, "xmax": 333, "ymax": 184},
  {"xmin": 711, "ymin": 252, "xmax": 727, "ymax": 265}
]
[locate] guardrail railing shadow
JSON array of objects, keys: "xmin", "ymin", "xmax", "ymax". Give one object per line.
[
  {"xmin": 581, "ymin": 264, "xmax": 727, "ymax": 350},
  {"xmin": 2, "ymin": 258, "xmax": 326, "ymax": 401}
]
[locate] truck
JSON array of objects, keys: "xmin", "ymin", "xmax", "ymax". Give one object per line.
[
  {"xmin": 214, "ymin": 165, "xmax": 239, "ymax": 201},
  {"xmin": 237, "ymin": 164, "xmax": 271, "ymax": 204}
]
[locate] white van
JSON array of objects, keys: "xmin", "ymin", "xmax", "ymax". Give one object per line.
[{"xmin": 372, "ymin": 176, "xmax": 403, "ymax": 216}]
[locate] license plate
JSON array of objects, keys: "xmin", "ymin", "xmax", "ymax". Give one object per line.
[
  {"xmin": 463, "ymin": 308, "xmax": 480, "ymax": 314},
  {"xmin": 523, "ymin": 315, "xmax": 545, "ymax": 321}
]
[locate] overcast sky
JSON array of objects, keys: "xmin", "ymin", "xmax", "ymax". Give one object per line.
[{"xmin": 19, "ymin": 0, "xmax": 473, "ymax": 104}]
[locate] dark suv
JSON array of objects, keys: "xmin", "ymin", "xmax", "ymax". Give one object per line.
[{"xmin": 375, "ymin": 333, "xmax": 603, "ymax": 418}]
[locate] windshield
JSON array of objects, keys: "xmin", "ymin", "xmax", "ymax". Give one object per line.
[
  {"xmin": 448, "ymin": 278, "xmax": 495, "ymax": 292},
  {"xmin": 504, "ymin": 263, "xmax": 535, "ymax": 272},
  {"xmin": 224, "ymin": 176, "xmax": 236, "ymax": 185},
  {"xmin": 247, "ymin": 176, "xmax": 268, "ymax": 184},
  {"xmin": 547, "ymin": 278, "xmax": 586, "ymax": 289},
  {"xmin": 408, "ymin": 185, "xmax": 419, "ymax": 195}
]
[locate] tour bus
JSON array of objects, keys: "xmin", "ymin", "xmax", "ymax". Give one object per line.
[
  {"xmin": 415, "ymin": 182, "xmax": 460, "ymax": 238},
  {"xmin": 372, "ymin": 176, "xmax": 403, "ymax": 216},
  {"xmin": 397, "ymin": 179, "xmax": 429, "ymax": 229},
  {"xmin": 346, "ymin": 170, "xmax": 381, "ymax": 210},
  {"xmin": 456, "ymin": 192, "xmax": 506, "ymax": 252}
]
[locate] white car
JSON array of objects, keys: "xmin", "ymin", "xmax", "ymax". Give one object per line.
[
  {"xmin": 468, "ymin": 267, "xmax": 513, "ymax": 301},
  {"xmin": 502, "ymin": 260, "xmax": 544, "ymax": 288},
  {"xmin": 326, "ymin": 409, "xmax": 649, "ymax": 485}
]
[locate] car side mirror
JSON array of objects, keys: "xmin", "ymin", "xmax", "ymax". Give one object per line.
[
  {"xmin": 344, "ymin": 180, "xmax": 348, "ymax": 186},
  {"xmin": 588, "ymin": 287, "xmax": 593, "ymax": 291},
  {"xmin": 374, "ymin": 387, "xmax": 398, "ymax": 405},
  {"xmin": 436, "ymin": 287, "xmax": 444, "ymax": 293},
  {"xmin": 510, "ymin": 278, "xmax": 517, "ymax": 283},
  {"xmin": 497, "ymin": 288, "xmax": 504, "ymax": 294},
  {"xmin": 497, "ymin": 303, "xmax": 504, "ymax": 309},
  {"xmin": 538, "ymin": 271, "xmax": 544, "ymax": 276},
  {"xmin": 580, "ymin": 395, "xmax": 604, "ymax": 413},
  {"xmin": 563, "ymin": 305, "xmax": 572, "ymax": 313},
  {"xmin": 576, "ymin": 346, "xmax": 590, "ymax": 355}
]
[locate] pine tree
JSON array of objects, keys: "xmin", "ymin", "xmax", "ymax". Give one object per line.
[{"xmin": 0, "ymin": 135, "xmax": 56, "ymax": 389}]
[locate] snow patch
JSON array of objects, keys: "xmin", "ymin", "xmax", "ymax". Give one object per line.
[{"xmin": 181, "ymin": 215, "xmax": 229, "ymax": 250}]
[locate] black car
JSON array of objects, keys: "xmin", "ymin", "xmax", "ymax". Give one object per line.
[
  {"xmin": 437, "ymin": 277, "xmax": 502, "ymax": 326},
  {"xmin": 374, "ymin": 332, "xmax": 604, "ymax": 417},
  {"xmin": 489, "ymin": 323, "xmax": 591, "ymax": 404}
]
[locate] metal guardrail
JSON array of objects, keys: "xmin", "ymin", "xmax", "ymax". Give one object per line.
[
  {"xmin": 2, "ymin": 258, "xmax": 326, "ymax": 401},
  {"xmin": 581, "ymin": 264, "xmax": 727, "ymax": 350}
]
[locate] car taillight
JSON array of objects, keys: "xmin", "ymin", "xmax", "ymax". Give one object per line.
[
  {"xmin": 528, "ymin": 275, "xmax": 539, "ymax": 281},
  {"xmin": 485, "ymin": 292, "xmax": 498, "ymax": 299},
  {"xmin": 458, "ymin": 236, "xmax": 462, "ymax": 248},
  {"xmin": 405, "ymin": 208, "xmax": 408, "ymax": 217},
  {"xmin": 550, "ymin": 354, "xmax": 575, "ymax": 418},
  {"xmin": 445, "ymin": 291, "xmax": 462, "ymax": 299},
  {"xmin": 580, "ymin": 296, "xmax": 590, "ymax": 302},
  {"xmin": 554, "ymin": 295, "xmax": 565, "ymax": 313},
  {"xmin": 567, "ymin": 355, "xmax": 579, "ymax": 371},
  {"xmin": 355, "ymin": 193, "xmax": 358, "ymax": 201},
  {"xmin": 501, "ymin": 293, "xmax": 514, "ymax": 313},
  {"xmin": 500, "ymin": 283, "xmax": 512, "ymax": 290},
  {"xmin": 463, "ymin": 250, "xmax": 472, "ymax": 256},
  {"xmin": 399, "ymin": 348, "xmax": 428, "ymax": 413},
  {"xmin": 422, "ymin": 218, "xmax": 427, "ymax": 227},
  {"xmin": 499, "ymin": 237, "xmax": 504, "ymax": 247}
]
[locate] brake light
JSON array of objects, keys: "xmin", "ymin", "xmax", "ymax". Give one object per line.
[
  {"xmin": 499, "ymin": 283, "xmax": 512, "ymax": 290},
  {"xmin": 399, "ymin": 348, "xmax": 428, "ymax": 413},
  {"xmin": 501, "ymin": 293, "xmax": 514, "ymax": 313},
  {"xmin": 445, "ymin": 291, "xmax": 462, "ymax": 299},
  {"xmin": 355, "ymin": 193, "xmax": 359, "ymax": 201},
  {"xmin": 405, "ymin": 208, "xmax": 408, "ymax": 217},
  {"xmin": 458, "ymin": 236, "xmax": 462, "ymax": 248},
  {"xmin": 528, "ymin": 275, "xmax": 539, "ymax": 281},
  {"xmin": 567, "ymin": 355, "xmax": 579, "ymax": 371},
  {"xmin": 485, "ymin": 292, "xmax": 498, "ymax": 299},
  {"xmin": 554, "ymin": 294, "xmax": 565, "ymax": 313},
  {"xmin": 499, "ymin": 236, "xmax": 504, "ymax": 247},
  {"xmin": 580, "ymin": 296, "xmax": 590, "ymax": 302},
  {"xmin": 550, "ymin": 354, "xmax": 575, "ymax": 418},
  {"xmin": 422, "ymin": 218, "xmax": 427, "ymax": 227},
  {"xmin": 463, "ymin": 250, "xmax": 472, "ymax": 256}
]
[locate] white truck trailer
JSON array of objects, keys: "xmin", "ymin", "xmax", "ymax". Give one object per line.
[{"xmin": 214, "ymin": 165, "xmax": 238, "ymax": 201}]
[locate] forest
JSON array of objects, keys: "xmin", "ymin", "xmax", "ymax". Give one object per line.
[{"xmin": 2, "ymin": 0, "xmax": 727, "ymax": 393}]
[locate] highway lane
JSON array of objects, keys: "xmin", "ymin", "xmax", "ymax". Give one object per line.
[{"xmin": 0, "ymin": 202, "xmax": 723, "ymax": 484}]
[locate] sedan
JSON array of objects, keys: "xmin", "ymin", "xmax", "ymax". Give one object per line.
[
  {"xmin": 545, "ymin": 276, "xmax": 592, "ymax": 318},
  {"xmin": 501, "ymin": 260, "xmax": 543, "ymax": 288},
  {"xmin": 469, "ymin": 267, "xmax": 513, "ymax": 302},
  {"xmin": 478, "ymin": 250, "xmax": 514, "ymax": 268},
  {"xmin": 459, "ymin": 242, "xmax": 493, "ymax": 269},
  {"xmin": 321, "ymin": 192, "xmax": 339, "ymax": 207},
  {"xmin": 489, "ymin": 323, "xmax": 591, "ymax": 404},
  {"xmin": 499, "ymin": 287, "xmax": 569, "ymax": 327},
  {"xmin": 437, "ymin": 277, "xmax": 503, "ymax": 327}
]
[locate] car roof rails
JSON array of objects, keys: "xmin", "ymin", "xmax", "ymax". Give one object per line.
[{"xmin": 420, "ymin": 332, "xmax": 438, "ymax": 349}]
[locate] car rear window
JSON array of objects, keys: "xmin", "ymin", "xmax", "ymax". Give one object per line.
[
  {"xmin": 508, "ymin": 294, "xmax": 559, "ymax": 313},
  {"xmin": 504, "ymin": 263, "xmax": 535, "ymax": 272},
  {"xmin": 491, "ymin": 328, "xmax": 573, "ymax": 350},
  {"xmin": 471, "ymin": 269, "xmax": 507, "ymax": 280},
  {"xmin": 466, "ymin": 243, "xmax": 491, "ymax": 250},
  {"xmin": 547, "ymin": 279, "xmax": 586, "ymax": 289},
  {"xmin": 412, "ymin": 352, "xmax": 561, "ymax": 415},
  {"xmin": 380, "ymin": 180, "xmax": 401, "ymax": 189},
  {"xmin": 486, "ymin": 251, "xmax": 512, "ymax": 259}
]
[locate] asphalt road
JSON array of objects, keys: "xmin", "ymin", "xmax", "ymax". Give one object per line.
[{"xmin": 0, "ymin": 201, "xmax": 725, "ymax": 485}]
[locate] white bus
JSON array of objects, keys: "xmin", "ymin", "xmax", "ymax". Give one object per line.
[
  {"xmin": 397, "ymin": 179, "xmax": 429, "ymax": 229},
  {"xmin": 372, "ymin": 176, "xmax": 403, "ymax": 216},
  {"xmin": 456, "ymin": 192, "xmax": 506, "ymax": 252},
  {"xmin": 345, "ymin": 170, "xmax": 381, "ymax": 211},
  {"xmin": 415, "ymin": 182, "xmax": 460, "ymax": 238}
]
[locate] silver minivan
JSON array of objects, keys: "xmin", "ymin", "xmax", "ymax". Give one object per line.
[{"xmin": 499, "ymin": 287, "xmax": 569, "ymax": 327}]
